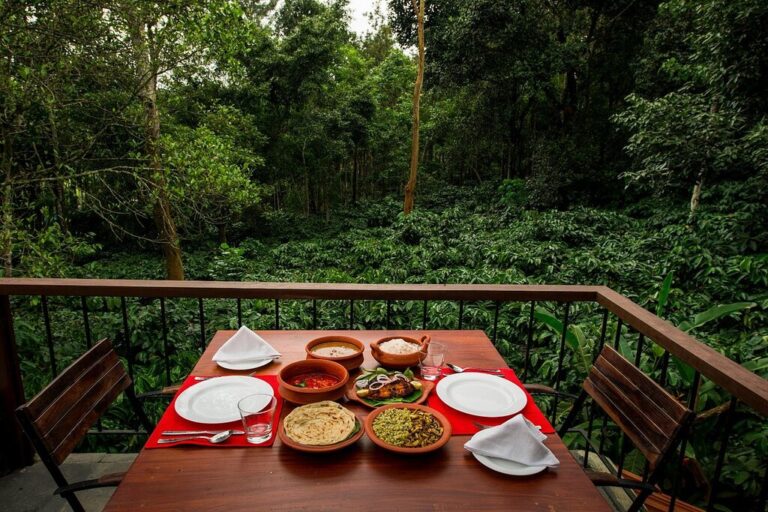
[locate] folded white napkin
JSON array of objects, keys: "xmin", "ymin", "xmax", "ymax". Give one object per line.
[
  {"xmin": 212, "ymin": 326, "xmax": 281, "ymax": 364},
  {"xmin": 464, "ymin": 415, "xmax": 559, "ymax": 468}
]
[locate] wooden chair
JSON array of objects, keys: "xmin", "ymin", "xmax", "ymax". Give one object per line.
[
  {"xmin": 557, "ymin": 345, "xmax": 694, "ymax": 512},
  {"xmin": 15, "ymin": 339, "xmax": 152, "ymax": 512}
]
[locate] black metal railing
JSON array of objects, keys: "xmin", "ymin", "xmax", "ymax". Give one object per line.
[{"xmin": 0, "ymin": 279, "xmax": 766, "ymax": 511}]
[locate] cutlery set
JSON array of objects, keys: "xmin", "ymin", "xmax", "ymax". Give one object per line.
[
  {"xmin": 159, "ymin": 429, "xmax": 244, "ymax": 444},
  {"xmin": 445, "ymin": 363, "xmax": 504, "ymax": 375}
]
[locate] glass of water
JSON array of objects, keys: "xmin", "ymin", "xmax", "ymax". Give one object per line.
[
  {"xmin": 238, "ymin": 393, "xmax": 277, "ymax": 444},
  {"xmin": 419, "ymin": 342, "xmax": 446, "ymax": 381}
]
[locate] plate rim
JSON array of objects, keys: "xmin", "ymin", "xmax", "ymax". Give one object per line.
[
  {"xmin": 174, "ymin": 376, "xmax": 274, "ymax": 424},
  {"xmin": 436, "ymin": 372, "xmax": 527, "ymax": 417},
  {"xmin": 472, "ymin": 452, "xmax": 547, "ymax": 476}
]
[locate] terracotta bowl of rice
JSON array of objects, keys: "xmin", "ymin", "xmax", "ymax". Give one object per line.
[{"xmin": 370, "ymin": 335, "xmax": 430, "ymax": 370}]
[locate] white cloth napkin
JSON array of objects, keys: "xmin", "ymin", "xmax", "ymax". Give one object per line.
[
  {"xmin": 212, "ymin": 326, "xmax": 281, "ymax": 364},
  {"xmin": 464, "ymin": 415, "xmax": 559, "ymax": 468}
]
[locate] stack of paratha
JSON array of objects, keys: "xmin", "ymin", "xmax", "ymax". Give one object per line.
[{"xmin": 283, "ymin": 401, "xmax": 357, "ymax": 446}]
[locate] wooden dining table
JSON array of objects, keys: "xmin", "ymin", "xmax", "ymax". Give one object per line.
[{"xmin": 104, "ymin": 330, "xmax": 612, "ymax": 511}]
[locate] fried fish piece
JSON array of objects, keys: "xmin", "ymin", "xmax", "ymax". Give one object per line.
[{"xmin": 367, "ymin": 379, "xmax": 415, "ymax": 400}]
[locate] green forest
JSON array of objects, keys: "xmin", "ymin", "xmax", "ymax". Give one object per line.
[{"xmin": 2, "ymin": 0, "xmax": 767, "ymax": 508}]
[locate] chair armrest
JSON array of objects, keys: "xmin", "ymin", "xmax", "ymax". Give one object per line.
[
  {"xmin": 524, "ymin": 383, "xmax": 578, "ymax": 401},
  {"xmin": 136, "ymin": 385, "xmax": 181, "ymax": 400},
  {"xmin": 587, "ymin": 471, "xmax": 656, "ymax": 492},
  {"xmin": 54, "ymin": 472, "xmax": 124, "ymax": 494}
]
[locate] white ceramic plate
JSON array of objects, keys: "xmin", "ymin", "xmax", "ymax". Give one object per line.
[
  {"xmin": 215, "ymin": 358, "xmax": 275, "ymax": 371},
  {"xmin": 436, "ymin": 372, "xmax": 527, "ymax": 417},
  {"xmin": 473, "ymin": 453, "xmax": 547, "ymax": 476},
  {"xmin": 174, "ymin": 376, "xmax": 273, "ymax": 424}
]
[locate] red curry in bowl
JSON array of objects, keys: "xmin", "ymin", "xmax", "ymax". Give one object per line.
[{"xmin": 291, "ymin": 372, "xmax": 340, "ymax": 389}]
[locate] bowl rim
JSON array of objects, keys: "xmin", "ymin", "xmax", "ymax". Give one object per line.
[
  {"xmin": 364, "ymin": 403, "xmax": 452, "ymax": 454},
  {"xmin": 305, "ymin": 335, "xmax": 365, "ymax": 361},
  {"xmin": 278, "ymin": 359, "xmax": 349, "ymax": 394},
  {"xmin": 371, "ymin": 335, "xmax": 429, "ymax": 362}
]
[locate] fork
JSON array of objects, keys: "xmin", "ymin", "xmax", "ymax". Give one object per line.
[{"xmin": 446, "ymin": 363, "xmax": 503, "ymax": 375}]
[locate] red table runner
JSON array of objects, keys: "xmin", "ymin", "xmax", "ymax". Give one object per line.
[
  {"xmin": 427, "ymin": 368, "xmax": 555, "ymax": 435},
  {"xmin": 145, "ymin": 375, "xmax": 283, "ymax": 448}
]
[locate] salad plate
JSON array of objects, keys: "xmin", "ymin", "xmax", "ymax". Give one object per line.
[
  {"xmin": 174, "ymin": 376, "xmax": 273, "ymax": 424},
  {"xmin": 436, "ymin": 372, "xmax": 527, "ymax": 417}
]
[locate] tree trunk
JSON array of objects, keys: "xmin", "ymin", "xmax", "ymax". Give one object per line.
[
  {"xmin": 47, "ymin": 105, "xmax": 69, "ymax": 233},
  {"xmin": 352, "ymin": 147, "xmax": 358, "ymax": 205},
  {"xmin": 403, "ymin": 0, "xmax": 425, "ymax": 215},
  {"xmin": 688, "ymin": 172, "xmax": 704, "ymax": 226},
  {"xmin": 132, "ymin": 16, "xmax": 184, "ymax": 280},
  {"xmin": 1, "ymin": 124, "xmax": 14, "ymax": 277}
]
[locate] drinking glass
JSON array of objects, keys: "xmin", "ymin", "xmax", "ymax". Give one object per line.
[
  {"xmin": 419, "ymin": 342, "xmax": 446, "ymax": 381},
  {"xmin": 238, "ymin": 393, "xmax": 277, "ymax": 444}
]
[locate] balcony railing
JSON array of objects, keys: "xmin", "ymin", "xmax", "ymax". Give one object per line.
[{"xmin": 1, "ymin": 278, "xmax": 766, "ymax": 511}]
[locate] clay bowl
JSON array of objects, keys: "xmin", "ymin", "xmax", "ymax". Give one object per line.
[
  {"xmin": 364, "ymin": 403, "xmax": 452, "ymax": 454},
  {"xmin": 370, "ymin": 335, "xmax": 431, "ymax": 370},
  {"xmin": 305, "ymin": 336, "xmax": 365, "ymax": 371},
  {"xmin": 277, "ymin": 360, "xmax": 349, "ymax": 405}
]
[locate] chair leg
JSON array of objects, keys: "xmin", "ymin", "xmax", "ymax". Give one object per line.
[
  {"xmin": 627, "ymin": 487, "xmax": 652, "ymax": 512},
  {"xmin": 557, "ymin": 390, "xmax": 587, "ymax": 438},
  {"xmin": 61, "ymin": 490, "xmax": 86, "ymax": 512}
]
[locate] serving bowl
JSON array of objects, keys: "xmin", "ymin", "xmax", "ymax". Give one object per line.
[
  {"xmin": 364, "ymin": 403, "xmax": 451, "ymax": 454},
  {"xmin": 370, "ymin": 335, "xmax": 430, "ymax": 370},
  {"xmin": 305, "ymin": 335, "xmax": 365, "ymax": 371},
  {"xmin": 277, "ymin": 360, "xmax": 349, "ymax": 404}
]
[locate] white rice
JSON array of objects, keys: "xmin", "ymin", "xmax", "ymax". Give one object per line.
[{"xmin": 379, "ymin": 338, "xmax": 420, "ymax": 355}]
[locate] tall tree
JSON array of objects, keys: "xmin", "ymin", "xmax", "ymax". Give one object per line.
[
  {"xmin": 615, "ymin": 0, "xmax": 768, "ymax": 224},
  {"xmin": 403, "ymin": 0, "xmax": 424, "ymax": 214}
]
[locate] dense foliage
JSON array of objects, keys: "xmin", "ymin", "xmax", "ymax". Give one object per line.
[{"xmin": 2, "ymin": 0, "xmax": 767, "ymax": 509}]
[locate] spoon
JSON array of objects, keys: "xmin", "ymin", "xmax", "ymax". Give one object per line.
[
  {"xmin": 157, "ymin": 430, "xmax": 234, "ymax": 444},
  {"xmin": 446, "ymin": 363, "xmax": 503, "ymax": 375}
]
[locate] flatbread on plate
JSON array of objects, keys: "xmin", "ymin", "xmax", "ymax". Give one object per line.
[{"xmin": 283, "ymin": 401, "xmax": 356, "ymax": 446}]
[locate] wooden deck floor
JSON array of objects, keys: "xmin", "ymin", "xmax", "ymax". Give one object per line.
[{"xmin": 0, "ymin": 453, "xmax": 135, "ymax": 512}]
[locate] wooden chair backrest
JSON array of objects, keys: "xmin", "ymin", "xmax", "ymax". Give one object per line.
[
  {"xmin": 584, "ymin": 346, "xmax": 693, "ymax": 470},
  {"xmin": 15, "ymin": 339, "xmax": 131, "ymax": 465}
]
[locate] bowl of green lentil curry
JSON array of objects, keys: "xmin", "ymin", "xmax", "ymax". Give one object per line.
[{"xmin": 364, "ymin": 403, "xmax": 451, "ymax": 454}]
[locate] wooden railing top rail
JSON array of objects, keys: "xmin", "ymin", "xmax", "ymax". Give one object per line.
[
  {"xmin": 0, "ymin": 278, "xmax": 601, "ymax": 301},
  {"xmin": 1, "ymin": 278, "xmax": 766, "ymax": 416}
]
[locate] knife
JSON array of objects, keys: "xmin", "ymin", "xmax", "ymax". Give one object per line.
[{"xmin": 161, "ymin": 430, "xmax": 245, "ymax": 435}]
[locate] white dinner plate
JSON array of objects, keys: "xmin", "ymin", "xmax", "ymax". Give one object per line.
[
  {"xmin": 473, "ymin": 453, "xmax": 547, "ymax": 476},
  {"xmin": 174, "ymin": 376, "xmax": 273, "ymax": 423},
  {"xmin": 436, "ymin": 372, "xmax": 527, "ymax": 417},
  {"xmin": 215, "ymin": 358, "xmax": 274, "ymax": 371}
]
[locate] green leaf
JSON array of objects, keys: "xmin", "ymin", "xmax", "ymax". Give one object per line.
[
  {"xmin": 686, "ymin": 302, "xmax": 756, "ymax": 331},
  {"xmin": 534, "ymin": 307, "xmax": 578, "ymax": 348},
  {"xmin": 673, "ymin": 356, "xmax": 696, "ymax": 386},
  {"xmin": 656, "ymin": 271, "xmax": 674, "ymax": 317}
]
